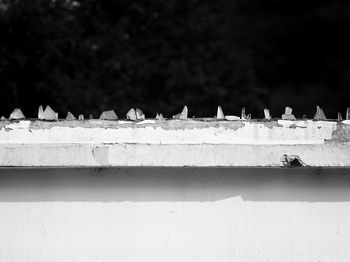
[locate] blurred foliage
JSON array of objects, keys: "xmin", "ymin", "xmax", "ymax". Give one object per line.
[{"xmin": 0, "ymin": 0, "xmax": 349, "ymax": 118}]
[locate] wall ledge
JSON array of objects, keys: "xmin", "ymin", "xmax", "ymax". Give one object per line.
[{"xmin": 0, "ymin": 119, "xmax": 349, "ymax": 167}]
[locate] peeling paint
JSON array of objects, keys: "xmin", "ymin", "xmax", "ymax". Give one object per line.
[
  {"xmin": 3, "ymin": 119, "xmax": 247, "ymax": 131},
  {"xmin": 262, "ymin": 121, "xmax": 283, "ymax": 129},
  {"xmin": 0, "ymin": 119, "xmax": 338, "ymax": 133},
  {"xmin": 0, "ymin": 119, "xmax": 345, "ymax": 145},
  {"xmin": 329, "ymin": 123, "xmax": 350, "ymax": 143},
  {"xmin": 0, "ymin": 119, "xmax": 336, "ymax": 132},
  {"xmin": 0, "ymin": 119, "xmax": 349, "ymax": 167},
  {"xmin": 288, "ymin": 124, "xmax": 307, "ymax": 129}
]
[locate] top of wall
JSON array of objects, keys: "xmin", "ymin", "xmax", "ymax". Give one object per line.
[{"xmin": 0, "ymin": 119, "xmax": 349, "ymax": 167}]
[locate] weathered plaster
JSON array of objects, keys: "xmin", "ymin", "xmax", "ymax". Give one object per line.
[
  {"xmin": 0, "ymin": 120, "xmax": 349, "ymax": 167},
  {"xmin": 0, "ymin": 119, "xmax": 344, "ymax": 144},
  {"xmin": 330, "ymin": 123, "xmax": 350, "ymax": 143}
]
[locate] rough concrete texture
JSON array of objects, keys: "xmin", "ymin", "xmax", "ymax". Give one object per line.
[{"xmin": 0, "ymin": 119, "xmax": 349, "ymax": 167}]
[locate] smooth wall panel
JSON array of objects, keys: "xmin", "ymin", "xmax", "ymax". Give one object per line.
[{"xmin": 0, "ymin": 168, "xmax": 350, "ymax": 262}]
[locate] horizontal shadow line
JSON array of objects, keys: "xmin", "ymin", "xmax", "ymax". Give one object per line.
[{"xmin": 0, "ymin": 167, "xmax": 349, "ymax": 202}]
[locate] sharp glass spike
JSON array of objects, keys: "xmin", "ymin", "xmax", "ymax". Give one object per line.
[
  {"xmin": 217, "ymin": 106, "xmax": 225, "ymax": 120},
  {"xmin": 38, "ymin": 105, "xmax": 58, "ymax": 120},
  {"xmin": 126, "ymin": 108, "xmax": 137, "ymax": 121},
  {"xmin": 99, "ymin": 110, "xmax": 118, "ymax": 120},
  {"xmin": 282, "ymin": 106, "xmax": 296, "ymax": 120},
  {"xmin": 313, "ymin": 106, "xmax": 327, "ymax": 120},
  {"xmin": 9, "ymin": 108, "xmax": 25, "ymax": 120},
  {"xmin": 66, "ymin": 112, "xmax": 76, "ymax": 120},
  {"xmin": 38, "ymin": 105, "xmax": 44, "ymax": 119},
  {"xmin": 155, "ymin": 113, "xmax": 164, "ymax": 121},
  {"xmin": 264, "ymin": 109, "xmax": 271, "ymax": 120},
  {"xmin": 173, "ymin": 106, "xmax": 188, "ymax": 120},
  {"xmin": 135, "ymin": 108, "xmax": 145, "ymax": 120},
  {"xmin": 241, "ymin": 107, "xmax": 246, "ymax": 120},
  {"xmin": 338, "ymin": 112, "xmax": 342, "ymax": 121}
]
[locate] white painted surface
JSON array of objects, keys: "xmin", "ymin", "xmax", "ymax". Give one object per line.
[
  {"xmin": 1, "ymin": 167, "xmax": 350, "ymax": 262},
  {"xmin": 0, "ymin": 120, "xmax": 340, "ymax": 144},
  {"xmin": 0, "ymin": 120, "xmax": 349, "ymax": 167},
  {"xmin": 1, "ymin": 143, "xmax": 350, "ymax": 167}
]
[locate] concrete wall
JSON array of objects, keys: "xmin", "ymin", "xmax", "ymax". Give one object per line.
[
  {"xmin": 1, "ymin": 119, "xmax": 350, "ymax": 167},
  {"xmin": 1, "ymin": 167, "xmax": 350, "ymax": 262}
]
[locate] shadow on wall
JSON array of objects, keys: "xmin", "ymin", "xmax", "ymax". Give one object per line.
[{"xmin": 0, "ymin": 167, "xmax": 349, "ymax": 202}]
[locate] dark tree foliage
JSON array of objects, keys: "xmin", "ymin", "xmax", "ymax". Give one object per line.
[{"xmin": 0, "ymin": 0, "xmax": 349, "ymax": 118}]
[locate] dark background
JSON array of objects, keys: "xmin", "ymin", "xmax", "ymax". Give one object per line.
[{"xmin": 0, "ymin": 0, "xmax": 349, "ymax": 119}]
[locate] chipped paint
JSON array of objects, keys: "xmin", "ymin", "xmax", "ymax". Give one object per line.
[
  {"xmin": 0, "ymin": 119, "xmax": 349, "ymax": 166},
  {"xmin": 329, "ymin": 124, "xmax": 350, "ymax": 143},
  {"xmin": 0, "ymin": 120, "xmax": 345, "ymax": 145}
]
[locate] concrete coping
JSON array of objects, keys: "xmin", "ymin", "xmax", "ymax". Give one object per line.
[{"xmin": 0, "ymin": 119, "xmax": 349, "ymax": 167}]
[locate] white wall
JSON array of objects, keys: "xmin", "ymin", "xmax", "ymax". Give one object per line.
[{"xmin": 1, "ymin": 167, "xmax": 350, "ymax": 262}]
